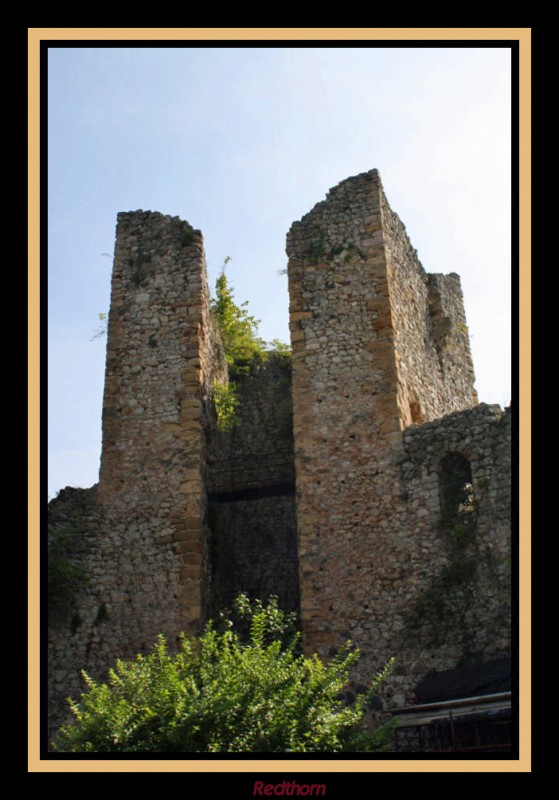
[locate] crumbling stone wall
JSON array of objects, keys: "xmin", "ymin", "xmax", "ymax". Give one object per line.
[
  {"xmin": 397, "ymin": 404, "xmax": 512, "ymax": 680},
  {"xmin": 48, "ymin": 170, "xmax": 511, "ymax": 746},
  {"xmin": 207, "ymin": 354, "xmax": 298, "ymax": 615},
  {"xmin": 286, "ymin": 171, "xmax": 406, "ymax": 665},
  {"xmin": 286, "ymin": 170, "xmax": 510, "ymax": 709},
  {"xmin": 48, "ymin": 212, "xmax": 227, "ymax": 743},
  {"xmin": 206, "ymin": 354, "xmax": 294, "ymax": 494},
  {"xmin": 380, "ymin": 194, "xmax": 478, "ymax": 425},
  {"xmin": 98, "ymin": 211, "xmax": 226, "ymax": 632}
]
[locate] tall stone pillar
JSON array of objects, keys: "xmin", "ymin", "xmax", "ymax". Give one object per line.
[
  {"xmin": 99, "ymin": 211, "xmax": 222, "ymax": 635},
  {"xmin": 287, "ymin": 170, "xmax": 478, "ymax": 694}
]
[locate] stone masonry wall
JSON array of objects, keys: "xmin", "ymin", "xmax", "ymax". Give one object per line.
[
  {"xmin": 98, "ymin": 211, "xmax": 225, "ymax": 633},
  {"xmin": 206, "ymin": 355, "xmax": 294, "ymax": 494},
  {"xmin": 286, "ymin": 170, "xmax": 509, "ymax": 710},
  {"xmin": 396, "ymin": 404, "xmax": 512, "ymax": 680},
  {"xmin": 286, "ymin": 171, "xmax": 411, "ymax": 663},
  {"xmin": 206, "ymin": 354, "xmax": 298, "ymax": 616},
  {"xmin": 48, "ymin": 212, "xmax": 226, "ymax": 744},
  {"xmin": 48, "ymin": 170, "xmax": 511, "ymax": 746},
  {"xmin": 208, "ymin": 495, "xmax": 298, "ymax": 616},
  {"xmin": 380, "ymin": 193, "xmax": 478, "ymax": 426}
]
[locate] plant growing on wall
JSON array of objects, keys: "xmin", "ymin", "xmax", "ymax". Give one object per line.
[
  {"xmin": 55, "ymin": 594, "xmax": 394, "ymax": 753},
  {"xmin": 212, "ymin": 381, "xmax": 240, "ymax": 432},
  {"xmin": 210, "ymin": 260, "xmax": 291, "ymax": 431},
  {"xmin": 211, "ymin": 260, "xmax": 267, "ymax": 373}
]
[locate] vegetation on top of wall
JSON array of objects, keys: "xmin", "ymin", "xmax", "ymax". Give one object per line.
[
  {"xmin": 211, "ymin": 261, "xmax": 291, "ymax": 431},
  {"xmin": 211, "ymin": 262, "xmax": 268, "ymax": 373},
  {"xmin": 55, "ymin": 594, "xmax": 394, "ymax": 753},
  {"xmin": 180, "ymin": 223, "xmax": 197, "ymax": 248}
]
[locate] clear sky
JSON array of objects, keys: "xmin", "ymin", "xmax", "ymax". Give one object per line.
[{"xmin": 48, "ymin": 45, "xmax": 512, "ymax": 499}]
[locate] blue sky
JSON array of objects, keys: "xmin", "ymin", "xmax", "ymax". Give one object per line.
[{"xmin": 48, "ymin": 46, "xmax": 512, "ymax": 498}]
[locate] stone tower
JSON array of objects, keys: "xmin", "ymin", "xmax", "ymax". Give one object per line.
[
  {"xmin": 48, "ymin": 169, "xmax": 511, "ymax": 740},
  {"xmin": 48, "ymin": 212, "xmax": 227, "ymax": 738},
  {"xmin": 98, "ymin": 211, "xmax": 224, "ymax": 635},
  {"xmin": 286, "ymin": 170, "xmax": 508, "ymax": 702}
]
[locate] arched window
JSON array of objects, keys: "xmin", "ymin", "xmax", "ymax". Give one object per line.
[{"xmin": 439, "ymin": 452, "xmax": 475, "ymax": 522}]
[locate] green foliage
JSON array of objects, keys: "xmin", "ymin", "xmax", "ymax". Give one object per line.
[
  {"xmin": 267, "ymin": 339, "xmax": 292, "ymax": 357},
  {"xmin": 211, "ymin": 265, "xmax": 267, "ymax": 375},
  {"xmin": 180, "ymin": 225, "xmax": 196, "ymax": 247},
  {"xmin": 55, "ymin": 594, "xmax": 393, "ymax": 753},
  {"xmin": 407, "ymin": 520, "xmax": 478, "ymax": 642},
  {"xmin": 212, "ymin": 380, "xmax": 239, "ymax": 432},
  {"xmin": 410, "ymin": 557, "xmax": 478, "ymax": 625},
  {"xmin": 210, "ymin": 262, "xmax": 291, "ymax": 431},
  {"xmin": 48, "ymin": 526, "xmax": 87, "ymax": 614},
  {"xmin": 215, "ymin": 593, "xmax": 300, "ymax": 651}
]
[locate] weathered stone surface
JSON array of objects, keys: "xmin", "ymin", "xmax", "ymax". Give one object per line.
[
  {"xmin": 48, "ymin": 171, "xmax": 511, "ymax": 747},
  {"xmin": 286, "ymin": 170, "xmax": 509, "ymax": 708},
  {"xmin": 48, "ymin": 212, "xmax": 227, "ymax": 742}
]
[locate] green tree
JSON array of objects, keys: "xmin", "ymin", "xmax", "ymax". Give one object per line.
[
  {"xmin": 210, "ymin": 262, "xmax": 291, "ymax": 431},
  {"xmin": 211, "ymin": 262, "xmax": 266, "ymax": 375},
  {"xmin": 55, "ymin": 594, "xmax": 393, "ymax": 753}
]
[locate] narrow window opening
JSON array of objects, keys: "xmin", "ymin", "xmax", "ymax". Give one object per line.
[{"xmin": 439, "ymin": 452, "xmax": 475, "ymax": 522}]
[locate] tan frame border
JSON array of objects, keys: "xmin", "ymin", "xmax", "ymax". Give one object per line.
[{"xmin": 29, "ymin": 26, "xmax": 530, "ymax": 774}]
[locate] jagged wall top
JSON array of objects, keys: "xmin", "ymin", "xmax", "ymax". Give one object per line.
[{"xmin": 287, "ymin": 168, "xmax": 477, "ymax": 429}]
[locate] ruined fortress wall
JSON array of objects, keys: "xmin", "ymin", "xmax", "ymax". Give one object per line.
[
  {"xmin": 48, "ymin": 213, "xmax": 225, "ymax": 742},
  {"xmin": 379, "ymin": 187, "xmax": 478, "ymax": 426},
  {"xmin": 48, "ymin": 170, "xmax": 511, "ymax": 743},
  {"xmin": 369, "ymin": 403, "xmax": 513, "ymax": 708},
  {"xmin": 206, "ymin": 355, "xmax": 294, "ymax": 494},
  {"xmin": 206, "ymin": 355, "xmax": 298, "ymax": 615},
  {"xmin": 286, "ymin": 171, "xmax": 509, "ymax": 707},
  {"xmin": 98, "ymin": 210, "xmax": 225, "ymax": 633},
  {"xmin": 208, "ymin": 495, "xmax": 298, "ymax": 616},
  {"xmin": 286, "ymin": 171, "xmax": 407, "ymax": 659},
  {"xmin": 397, "ymin": 404, "xmax": 512, "ymax": 677},
  {"xmin": 48, "ymin": 486, "xmax": 104, "ymax": 740}
]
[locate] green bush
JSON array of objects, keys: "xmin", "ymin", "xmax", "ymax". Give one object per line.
[
  {"xmin": 55, "ymin": 595, "xmax": 393, "ymax": 753},
  {"xmin": 212, "ymin": 380, "xmax": 240, "ymax": 432},
  {"xmin": 211, "ymin": 267, "xmax": 267, "ymax": 374},
  {"xmin": 210, "ymin": 264, "xmax": 292, "ymax": 431}
]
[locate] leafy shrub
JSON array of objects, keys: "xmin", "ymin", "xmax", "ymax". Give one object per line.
[
  {"xmin": 55, "ymin": 595, "xmax": 393, "ymax": 753},
  {"xmin": 212, "ymin": 380, "xmax": 239, "ymax": 432},
  {"xmin": 210, "ymin": 265, "xmax": 292, "ymax": 431},
  {"xmin": 211, "ymin": 267, "xmax": 267, "ymax": 375}
]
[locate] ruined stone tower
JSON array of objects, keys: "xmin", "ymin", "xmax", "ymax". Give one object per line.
[
  {"xmin": 48, "ymin": 170, "xmax": 511, "ymax": 742},
  {"xmin": 286, "ymin": 171, "xmax": 509, "ymax": 704},
  {"xmin": 97, "ymin": 212, "xmax": 224, "ymax": 635}
]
